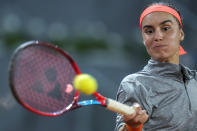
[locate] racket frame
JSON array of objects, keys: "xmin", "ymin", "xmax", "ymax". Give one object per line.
[{"xmin": 9, "ymin": 41, "xmax": 82, "ymax": 116}]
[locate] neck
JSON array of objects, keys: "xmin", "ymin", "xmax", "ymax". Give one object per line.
[{"xmin": 153, "ymin": 52, "xmax": 180, "ymax": 65}]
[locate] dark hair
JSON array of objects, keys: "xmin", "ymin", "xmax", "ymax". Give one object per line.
[{"xmin": 142, "ymin": 1, "xmax": 183, "ymax": 28}]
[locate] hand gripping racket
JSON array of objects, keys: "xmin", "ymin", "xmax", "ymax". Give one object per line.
[{"xmin": 9, "ymin": 41, "xmax": 135, "ymax": 116}]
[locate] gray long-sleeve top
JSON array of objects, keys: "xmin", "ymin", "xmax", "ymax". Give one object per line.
[{"xmin": 115, "ymin": 59, "xmax": 197, "ymax": 131}]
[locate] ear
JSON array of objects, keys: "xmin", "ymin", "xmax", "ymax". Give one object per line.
[{"xmin": 179, "ymin": 29, "xmax": 184, "ymax": 41}]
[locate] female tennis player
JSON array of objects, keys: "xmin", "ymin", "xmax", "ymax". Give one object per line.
[{"xmin": 115, "ymin": 1, "xmax": 197, "ymax": 131}]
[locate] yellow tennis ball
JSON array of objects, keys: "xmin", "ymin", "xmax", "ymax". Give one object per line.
[{"xmin": 73, "ymin": 74, "xmax": 98, "ymax": 95}]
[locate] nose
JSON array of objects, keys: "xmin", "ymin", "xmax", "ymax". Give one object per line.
[{"xmin": 154, "ymin": 29, "xmax": 163, "ymax": 42}]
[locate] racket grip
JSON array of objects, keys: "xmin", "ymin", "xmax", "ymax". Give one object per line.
[{"xmin": 106, "ymin": 98, "xmax": 135, "ymax": 115}]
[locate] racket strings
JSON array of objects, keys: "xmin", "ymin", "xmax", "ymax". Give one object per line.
[{"xmin": 12, "ymin": 45, "xmax": 76, "ymax": 114}]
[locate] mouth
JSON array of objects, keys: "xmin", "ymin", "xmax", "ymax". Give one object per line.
[{"xmin": 153, "ymin": 44, "xmax": 167, "ymax": 49}]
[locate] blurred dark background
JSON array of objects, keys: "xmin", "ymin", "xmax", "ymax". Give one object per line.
[{"xmin": 0, "ymin": 0, "xmax": 197, "ymax": 131}]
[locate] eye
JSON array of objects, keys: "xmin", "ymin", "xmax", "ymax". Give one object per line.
[
  {"xmin": 144, "ymin": 29, "xmax": 154, "ymax": 34},
  {"xmin": 162, "ymin": 26, "xmax": 170, "ymax": 31}
]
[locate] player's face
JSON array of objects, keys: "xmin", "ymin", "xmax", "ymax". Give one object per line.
[{"xmin": 141, "ymin": 12, "xmax": 184, "ymax": 64}]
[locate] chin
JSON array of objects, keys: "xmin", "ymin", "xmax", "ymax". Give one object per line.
[{"xmin": 151, "ymin": 53, "xmax": 170, "ymax": 62}]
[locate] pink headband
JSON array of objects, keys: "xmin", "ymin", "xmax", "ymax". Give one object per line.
[
  {"xmin": 140, "ymin": 5, "xmax": 186, "ymax": 55},
  {"xmin": 140, "ymin": 5, "xmax": 182, "ymax": 29}
]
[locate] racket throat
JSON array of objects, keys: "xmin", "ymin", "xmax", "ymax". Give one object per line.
[{"xmin": 93, "ymin": 92, "xmax": 106, "ymax": 106}]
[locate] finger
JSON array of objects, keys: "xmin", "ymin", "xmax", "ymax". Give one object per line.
[
  {"xmin": 132, "ymin": 103, "xmax": 142, "ymax": 115},
  {"xmin": 138, "ymin": 110, "xmax": 146, "ymax": 115},
  {"xmin": 122, "ymin": 112, "xmax": 136, "ymax": 122},
  {"xmin": 134, "ymin": 110, "xmax": 149, "ymax": 123},
  {"xmin": 133, "ymin": 103, "xmax": 141, "ymax": 109}
]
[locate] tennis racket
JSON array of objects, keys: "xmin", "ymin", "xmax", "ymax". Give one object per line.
[{"xmin": 9, "ymin": 41, "xmax": 135, "ymax": 117}]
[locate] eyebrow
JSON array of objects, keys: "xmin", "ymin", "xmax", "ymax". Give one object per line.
[
  {"xmin": 142, "ymin": 19, "xmax": 173, "ymax": 30},
  {"xmin": 160, "ymin": 20, "xmax": 173, "ymax": 25}
]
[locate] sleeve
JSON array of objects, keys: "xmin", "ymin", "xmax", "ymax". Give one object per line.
[{"xmin": 114, "ymin": 75, "xmax": 151, "ymax": 131}]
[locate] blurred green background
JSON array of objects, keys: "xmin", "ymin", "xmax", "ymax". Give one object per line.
[{"xmin": 0, "ymin": 0, "xmax": 197, "ymax": 131}]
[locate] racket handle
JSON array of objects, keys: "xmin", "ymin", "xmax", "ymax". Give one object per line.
[{"xmin": 106, "ymin": 98, "xmax": 135, "ymax": 115}]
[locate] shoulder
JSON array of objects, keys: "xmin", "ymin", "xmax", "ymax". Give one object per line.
[
  {"xmin": 119, "ymin": 71, "xmax": 150, "ymax": 92},
  {"xmin": 121, "ymin": 71, "xmax": 147, "ymax": 82},
  {"xmin": 121, "ymin": 70, "xmax": 152, "ymax": 87},
  {"xmin": 117, "ymin": 71, "xmax": 153, "ymax": 112}
]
